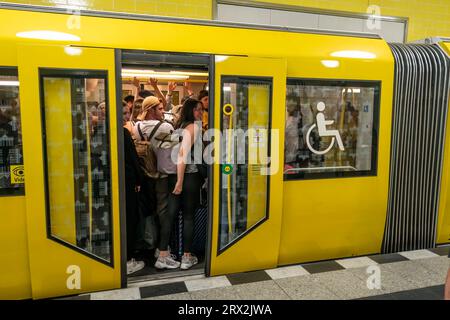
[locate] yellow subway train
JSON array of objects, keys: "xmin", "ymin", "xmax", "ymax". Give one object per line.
[{"xmin": 0, "ymin": 3, "xmax": 449, "ymax": 299}]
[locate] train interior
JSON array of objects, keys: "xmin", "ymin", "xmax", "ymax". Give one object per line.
[{"xmin": 120, "ymin": 51, "xmax": 211, "ymax": 282}]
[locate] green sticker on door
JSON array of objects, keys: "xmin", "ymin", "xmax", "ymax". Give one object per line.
[{"xmin": 222, "ymin": 164, "xmax": 233, "ymax": 175}]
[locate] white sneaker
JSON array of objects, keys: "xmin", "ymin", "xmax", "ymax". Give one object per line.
[
  {"xmin": 154, "ymin": 246, "xmax": 172, "ymax": 258},
  {"xmin": 154, "ymin": 255, "xmax": 181, "ymax": 269},
  {"xmin": 180, "ymin": 255, "xmax": 198, "ymax": 270},
  {"xmin": 127, "ymin": 259, "xmax": 145, "ymax": 275}
]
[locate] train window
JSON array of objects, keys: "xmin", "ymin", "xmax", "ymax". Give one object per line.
[
  {"xmin": 0, "ymin": 68, "xmax": 24, "ymax": 196},
  {"xmin": 284, "ymin": 79, "xmax": 380, "ymax": 180},
  {"xmin": 219, "ymin": 77, "xmax": 272, "ymax": 252},
  {"xmin": 40, "ymin": 70, "xmax": 112, "ymax": 264}
]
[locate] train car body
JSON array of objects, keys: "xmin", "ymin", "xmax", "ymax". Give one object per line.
[{"xmin": 0, "ymin": 4, "xmax": 448, "ymax": 300}]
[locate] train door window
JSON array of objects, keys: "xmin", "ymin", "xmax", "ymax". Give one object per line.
[
  {"xmin": 284, "ymin": 79, "xmax": 380, "ymax": 180},
  {"xmin": 40, "ymin": 70, "xmax": 112, "ymax": 264},
  {"xmin": 219, "ymin": 77, "xmax": 272, "ymax": 251},
  {"xmin": 0, "ymin": 68, "xmax": 24, "ymax": 196}
]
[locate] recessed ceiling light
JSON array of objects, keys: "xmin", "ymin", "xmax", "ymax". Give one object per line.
[
  {"xmin": 321, "ymin": 60, "xmax": 340, "ymax": 68},
  {"xmin": 215, "ymin": 55, "xmax": 229, "ymax": 63},
  {"xmin": 64, "ymin": 46, "xmax": 82, "ymax": 56},
  {"xmin": 16, "ymin": 30, "xmax": 80, "ymax": 41}
]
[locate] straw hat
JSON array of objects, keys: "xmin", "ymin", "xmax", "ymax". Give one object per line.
[{"xmin": 137, "ymin": 96, "xmax": 161, "ymax": 121}]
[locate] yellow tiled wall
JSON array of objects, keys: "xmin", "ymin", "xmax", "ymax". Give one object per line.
[
  {"xmin": 257, "ymin": 0, "xmax": 450, "ymax": 41},
  {"xmin": 2, "ymin": 0, "xmax": 213, "ymax": 19},
  {"xmin": 2, "ymin": 0, "xmax": 449, "ymax": 41}
]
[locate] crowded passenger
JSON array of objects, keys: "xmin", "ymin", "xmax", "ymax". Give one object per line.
[
  {"xmin": 122, "ymin": 101, "xmax": 145, "ymax": 275},
  {"xmin": 124, "ymin": 95, "xmax": 135, "ymax": 113},
  {"xmin": 198, "ymin": 90, "xmax": 209, "ymax": 131},
  {"xmin": 124, "ymin": 78, "xmax": 207, "ymax": 272},
  {"xmin": 169, "ymin": 98, "xmax": 204, "ymax": 269},
  {"xmin": 134, "ymin": 96, "xmax": 181, "ymax": 269}
]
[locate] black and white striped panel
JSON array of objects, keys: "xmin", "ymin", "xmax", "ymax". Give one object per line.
[{"xmin": 383, "ymin": 44, "xmax": 450, "ymax": 253}]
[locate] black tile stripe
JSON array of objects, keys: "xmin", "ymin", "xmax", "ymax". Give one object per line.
[
  {"xmin": 139, "ymin": 281, "xmax": 188, "ymax": 299},
  {"xmin": 368, "ymin": 253, "xmax": 410, "ymax": 264},
  {"xmin": 357, "ymin": 285, "xmax": 445, "ymax": 300},
  {"xmin": 427, "ymin": 247, "xmax": 450, "ymax": 257},
  {"xmin": 226, "ymin": 270, "xmax": 272, "ymax": 285},
  {"xmin": 301, "ymin": 260, "xmax": 345, "ymax": 274}
]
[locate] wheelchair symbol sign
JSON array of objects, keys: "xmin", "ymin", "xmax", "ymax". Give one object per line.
[{"xmin": 306, "ymin": 102, "xmax": 345, "ymax": 155}]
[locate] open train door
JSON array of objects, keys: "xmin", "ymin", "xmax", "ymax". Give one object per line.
[
  {"xmin": 18, "ymin": 44, "xmax": 123, "ymax": 299},
  {"xmin": 209, "ymin": 56, "xmax": 286, "ymax": 276}
]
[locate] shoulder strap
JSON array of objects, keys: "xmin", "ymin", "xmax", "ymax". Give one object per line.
[
  {"xmin": 137, "ymin": 123, "xmax": 146, "ymax": 141},
  {"xmin": 137, "ymin": 121, "xmax": 164, "ymax": 142},
  {"xmin": 148, "ymin": 121, "xmax": 164, "ymax": 142}
]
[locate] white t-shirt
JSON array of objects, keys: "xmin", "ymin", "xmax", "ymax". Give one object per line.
[{"xmin": 132, "ymin": 120, "xmax": 176, "ymax": 149}]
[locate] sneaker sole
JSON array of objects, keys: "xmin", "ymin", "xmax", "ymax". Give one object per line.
[
  {"xmin": 180, "ymin": 262, "xmax": 198, "ymax": 270},
  {"xmin": 154, "ymin": 262, "xmax": 180, "ymax": 270}
]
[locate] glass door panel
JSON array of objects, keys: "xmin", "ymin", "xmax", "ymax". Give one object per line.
[{"xmin": 219, "ymin": 77, "xmax": 272, "ymax": 251}]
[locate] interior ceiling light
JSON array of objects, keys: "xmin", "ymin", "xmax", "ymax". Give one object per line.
[
  {"xmin": 122, "ymin": 69, "xmax": 155, "ymax": 74},
  {"xmin": 321, "ymin": 60, "xmax": 340, "ymax": 68},
  {"xmin": 169, "ymin": 71, "xmax": 209, "ymax": 77},
  {"xmin": 122, "ymin": 72, "xmax": 189, "ymax": 80},
  {"xmin": 16, "ymin": 30, "xmax": 80, "ymax": 41},
  {"xmin": 0, "ymin": 81, "xmax": 20, "ymax": 87},
  {"xmin": 121, "ymin": 69, "xmax": 207, "ymax": 78},
  {"xmin": 330, "ymin": 50, "xmax": 376, "ymax": 59}
]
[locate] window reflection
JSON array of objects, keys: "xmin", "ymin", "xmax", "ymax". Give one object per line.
[
  {"xmin": 284, "ymin": 80, "xmax": 380, "ymax": 179},
  {"xmin": 0, "ymin": 69, "xmax": 24, "ymax": 195},
  {"xmin": 219, "ymin": 77, "xmax": 271, "ymax": 251},
  {"xmin": 42, "ymin": 72, "xmax": 112, "ymax": 263}
]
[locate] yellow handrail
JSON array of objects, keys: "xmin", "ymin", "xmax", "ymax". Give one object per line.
[{"xmin": 223, "ymin": 104, "xmax": 234, "ymax": 239}]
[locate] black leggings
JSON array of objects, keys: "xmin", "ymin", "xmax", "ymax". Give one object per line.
[
  {"xmin": 168, "ymin": 173, "xmax": 201, "ymax": 253},
  {"xmin": 125, "ymin": 179, "xmax": 138, "ymax": 260}
]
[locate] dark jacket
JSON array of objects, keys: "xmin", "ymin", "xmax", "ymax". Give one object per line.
[{"xmin": 124, "ymin": 127, "xmax": 143, "ymax": 186}]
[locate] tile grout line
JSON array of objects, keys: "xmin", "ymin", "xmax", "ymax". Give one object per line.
[{"xmin": 271, "ymin": 277, "xmax": 294, "ymax": 300}]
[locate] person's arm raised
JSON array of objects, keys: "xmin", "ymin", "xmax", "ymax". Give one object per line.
[{"xmin": 149, "ymin": 77, "xmax": 167, "ymax": 108}]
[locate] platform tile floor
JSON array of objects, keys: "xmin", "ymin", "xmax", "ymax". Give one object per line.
[{"xmin": 62, "ymin": 246, "xmax": 450, "ymax": 300}]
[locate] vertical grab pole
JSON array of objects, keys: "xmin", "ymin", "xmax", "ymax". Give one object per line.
[{"xmin": 223, "ymin": 104, "xmax": 234, "ymax": 240}]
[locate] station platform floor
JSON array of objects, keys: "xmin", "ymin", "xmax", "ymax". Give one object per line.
[{"xmin": 63, "ymin": 246, "xmax": 450, "ymax": 300}]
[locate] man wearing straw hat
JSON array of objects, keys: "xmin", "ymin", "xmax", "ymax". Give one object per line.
[{"xmin": 133, "ymin": 96, "xmax": 181, "ymax": 270}]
